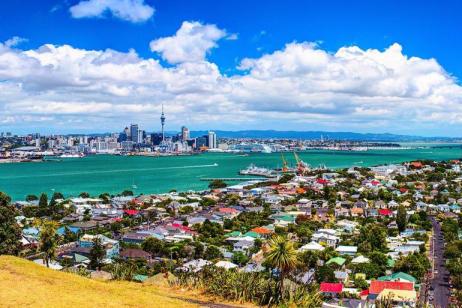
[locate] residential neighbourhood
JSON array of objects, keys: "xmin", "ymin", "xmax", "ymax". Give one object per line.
[{"xmin": 3, "ymin": 159, "xmax": 462, "ymax": 307}]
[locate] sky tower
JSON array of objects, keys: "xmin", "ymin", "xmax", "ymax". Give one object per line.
[{"xmin": 160, "ymin": 104, "xmax": 166, "ymax": 142}]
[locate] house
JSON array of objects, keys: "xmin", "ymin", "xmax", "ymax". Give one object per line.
[
  {"xmin": 320, "ymin": 282, "xmax": 343, "ymax": 297},
  {"xmin": 215, "ymin": 260, "xmax": 238, "ymax": 270},
  {"xmin": 233, "ymin": 239, "xmax": 255, "ymax": 253},
  {"xmin": 312, "ymin": 229, "xmax": 340, "ymax": 248},
  {"xmin": 299, "ymin": 241, "xmax": 325, "ymax": 252},
  {"xmin": 368, "ymin": 280, "xmax": 414, "ymax": 300},
  {"xmin": 120, "ymin": 248, "xmax": 152, "ymax": 262},
  {"xmin": 180, "ymin": 259, "xmax": 212, "ymax": 272},
  {"xmin": 378, "ymin": 209, "xmax": 393, "ymax": 217},
  {"xmin": 334, "ymin": 270, "xmax": 349, "ymax": 283},
  {"xmin": 326, "ymin": 257, "xmax": 346, "ymax": 267},
  {"xmin": 335, "ymin": 245, "xmax": 357, "ymax": 256},
  {"xmin": 377, "ymin": 289, "xmax": 417, "ymax": 307},
  {"xmin": 378, "ymin": 272, "xmax": 417, "ymax": 284},
  {"xmin": 78, "ymin": 234, "xmax": 119, "ymax": 259},
  {"xmin": 351, "ymin": 255, "xmax": 370, "ymax": 264},
  {"xmin": 122, "ymin": 232, "xmax": 153, "ymax": 244}
]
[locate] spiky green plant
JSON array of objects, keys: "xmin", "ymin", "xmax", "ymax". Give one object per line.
[{"xmin": 265, "ymin": 235, "xmax": 299, "ymax": 297}]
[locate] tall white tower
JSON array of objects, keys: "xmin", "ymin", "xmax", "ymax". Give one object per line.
[{"xmin": 160, "ymin": 104, "xmax": 166, "ymax": 142}]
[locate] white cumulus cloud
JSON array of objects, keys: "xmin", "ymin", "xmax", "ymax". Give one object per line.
[
  {"xmin": 69, "ymin": 0, "xmax": 154, "ymax": 23},
  {"xmin": 150, "ymin": 21, "xmax": 227, "ymax": 64}
]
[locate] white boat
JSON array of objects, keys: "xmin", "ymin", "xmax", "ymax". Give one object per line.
[{"xmin": 60, "ymin": 153, "xmax": 84, "ymax": 158}]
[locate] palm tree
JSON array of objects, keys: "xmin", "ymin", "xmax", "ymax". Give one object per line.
[
  {"xmin": 36, "ymin": 219, "xmax": 59, "ymax": 268},
  {"xmin": 265, "ymin": 235, "xmax": 299, "ymax": 297}
]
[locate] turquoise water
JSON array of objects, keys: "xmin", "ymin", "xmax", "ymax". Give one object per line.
[{"xmin": 1, "ymin": 145, "xmax": 461, "ymax": 200}]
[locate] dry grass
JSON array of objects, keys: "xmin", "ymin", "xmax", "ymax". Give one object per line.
[{"xmin": 0, "ymin": 255, "xmax": 201, "ymax": 308}]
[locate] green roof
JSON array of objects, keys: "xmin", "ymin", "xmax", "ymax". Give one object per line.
[
  {"xmin": 243, "ymin": 231, "xmax": 262, "ymax": 239},
  {"xmin": 378, "ymin": 272, "xmax": 417, "ymax": 283},
  {"xmin": 74, "ymin": 254, "xmax": 89, "ymax": 263},
  {"xmin": 275, "ymin": 215, "xmax": 295, "ymax": 222},
  {"xmin": 133, "ymin": 274, "xmax": 148, "ymax": 282},
  {"xmin": 326, "ymin": 257, "xmax": 346, "ymax": 266},
  {"xmin": 225, "ymin": 231, "xmax": 242, "ymax": 237}
]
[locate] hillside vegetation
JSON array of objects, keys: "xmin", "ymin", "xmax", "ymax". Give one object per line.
[{"xmin": 0, "ymin": 256, "xmax": 203, "ymax": 307}]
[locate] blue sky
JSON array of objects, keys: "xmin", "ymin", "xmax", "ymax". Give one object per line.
[{"xmin": 0, "ymin": 0, "xmax": 462, "ymax": 136}]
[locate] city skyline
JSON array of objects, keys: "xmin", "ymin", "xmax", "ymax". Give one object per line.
[{"xmin": 1, "ymin": 1, "xmax": 462, "ymax": 136}]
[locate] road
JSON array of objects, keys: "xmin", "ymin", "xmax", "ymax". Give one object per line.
[{"xmin": 429, "ymin": 216, "xmax": 451, "ymax": 308}]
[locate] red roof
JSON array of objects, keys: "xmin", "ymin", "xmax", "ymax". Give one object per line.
[
  {"xmin": 371, "ymin": 180, "xmax": 380, "ymax": 186},
  {"xmin": 410, "ymin": 161, "xmax": 423, "ymax": 168},
  {"xmin": 171, "ymin": 223, "xmax": 192, "ymax": 232},
  {"xmin": 124, "ymin": 209, "xmax": 139, "ymax": 216},
  {"xmin": 369, "ymin": 280, "xmax": 414, "ymax": 295},
  {"xmin": 379, "ymin": 209, "xmax": 393, "ymax": 216},
  {"xmin": 359, "ymin": 289, "xmax": 369, "ymax": 297},
  {"xmin": 317, "ymin": 178, "xmax": 328, "ymax": 185},
  {"xmin": 320, "ymin": 282, "xmax": 343, "ymax": 293},
  {"xmin": 219, "ymin": 207, "xmax": 239, "ymax": 214},
  {"xmin": 251, "ymin": 227, "xmax": 272, "ymax": 234}
]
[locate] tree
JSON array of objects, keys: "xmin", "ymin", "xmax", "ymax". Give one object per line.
[
  {"xmin": 265, "ymin": 235, "xmax": 299, "ymax": 296},
  {"xmin": 38, "ymin": 193, "xmax": 48, "ymax": 216},
  {"xmin": 0, "ymin": 192, "xmax": 22, "ymax": 255},
  {"xmin": 208, "ymin": 179, "xmax": 227, "ymax": 189},
  {"xmin": 26, "ymin": 194, "xmax": 38, "ymax": 202},
  {"xmin": 79, "ymin": 192, "xmax": 90, "ymax": 198},
  {"xmin": 204, "ymin": 245, "xmax": 222, "ymax": 260},
  {"xmin": 232, "ymin": 252, "xmax": 249, "ymax": 266},
  {"xmin": 121, "ymin": 190, "xmax": 133, "ymax": 196},
  {"xmin": 142, "ymin": 237, "xmax": 165, "ymax": 257},
  {"xmin": 37, "ymin": 220, "xmax": 59, "ymax": 267},
  {"xmin": 89, "ymin": 237, "xmax": 105, "ymax": 270},
  {"xmin": 396, "ymin": 205, "xmax": 407, "ymax": 232},
  {"xmin": 394, "ymin": 253, "xmax": 430, "ymax": 281}
]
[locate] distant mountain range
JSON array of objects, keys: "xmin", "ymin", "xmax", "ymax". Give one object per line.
[{"xmin": 189, "ymin": 130, "xmax": 459, "ymax": 141}]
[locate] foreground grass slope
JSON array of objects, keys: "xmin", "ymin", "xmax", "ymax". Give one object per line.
[{"xmin": 0, "ymin": 256, "xmax": 199, "ymax": 307}]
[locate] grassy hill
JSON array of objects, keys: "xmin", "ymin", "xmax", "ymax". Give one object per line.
[{"xmin": 0, "ymin": 256, "xmax": 218, "ymax": 307}]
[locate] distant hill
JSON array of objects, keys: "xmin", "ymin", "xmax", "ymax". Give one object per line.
[
  {"xmin": 189, "ymin": 130, "xmax": 455, "ymax": 141},
  {"xmin": 0, "ymin": 256, "xmax": 230, "ymax": 307}
]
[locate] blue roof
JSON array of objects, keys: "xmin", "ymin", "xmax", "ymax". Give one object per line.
[
  {"xmin": 23, "ymin": 227, "xmax": 39, "ymax": 235},
  {"xmin": 57, "ymin": 226, "xmax": 80, "ymax": 235}
]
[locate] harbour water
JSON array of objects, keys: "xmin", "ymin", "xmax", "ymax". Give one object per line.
[{"xmin": 0, "ymin": 145, "xmax": 461, "ymax": 200}]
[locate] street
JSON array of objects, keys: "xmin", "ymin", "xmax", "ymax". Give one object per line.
[{"xmin": 429, "ymin": 216, "xmax": 451, "ymax": 308}]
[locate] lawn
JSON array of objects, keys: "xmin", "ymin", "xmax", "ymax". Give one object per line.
[{"xmin": 0, "ymin": 255, "xmax": 199, "ymax": 307}]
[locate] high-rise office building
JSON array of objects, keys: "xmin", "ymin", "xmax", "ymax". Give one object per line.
[
  {"xmin": 137, "ymin": 130, "xmax": 144, "ymax": 144},
  {"xmin": 181, "ymin": 126, "xmax": 190, "ymax": 141},
  {"xmin": 208, "ymin": 131, "xmax": 217, "ymax": 149},
  {"xmin": 130, "ymin": 124, "xmax": 139, "ymax": 143},
  {"xmin": 151, "ymin": 133, "xmax": 163, "ymax": 146}
]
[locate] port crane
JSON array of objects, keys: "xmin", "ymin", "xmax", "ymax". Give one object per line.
[
  {"xmin": 281, "ymin": 153, "xmax": 289, "ymax": 172},
  {"xmin": 293, "ymin": 152, "xmax": 310, "ymax": 175}
]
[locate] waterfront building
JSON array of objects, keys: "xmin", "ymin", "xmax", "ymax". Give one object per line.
[
  {"xmin": 181, "ymin": 126, "xmax": 190, "ymax": 141},
  {"xmin": 130, "ymin": 124, "xmax": 139, "ymax": 143},
  {"xmin": 208, "ymin": 131, "xmax": 217, "ymax": 149},
  {"xmin": 151, "ymin": 133, "xmax": 163, "ymax": 146},
  {"xmin": 195, "ymin": 135, "xmax": 208, "ymax": 149}
]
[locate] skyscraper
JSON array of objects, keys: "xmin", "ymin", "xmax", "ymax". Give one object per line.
[
  {"xmin": 208, "ymin": 131, "xmax": 217, "ymax": 149},
  {"xmin": 130, "ymin": 124, "xmax": 139, "ymax": 143},
  {"xmin": 160, "ymin": 104, "xmax": 166, "ymax": 142},
  {"xmin": 181, "ymin": 126, "xmax": 190, "ymax": 141}
]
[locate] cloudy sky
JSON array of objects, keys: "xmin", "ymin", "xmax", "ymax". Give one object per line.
[{"xmin": 0, "ymin": 0, "xmax": 462, "ymax": 136}]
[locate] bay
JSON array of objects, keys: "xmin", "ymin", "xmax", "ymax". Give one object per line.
[{"xmin": 0, "ymin": 144, "xmax": 461, "ymax": 200}]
